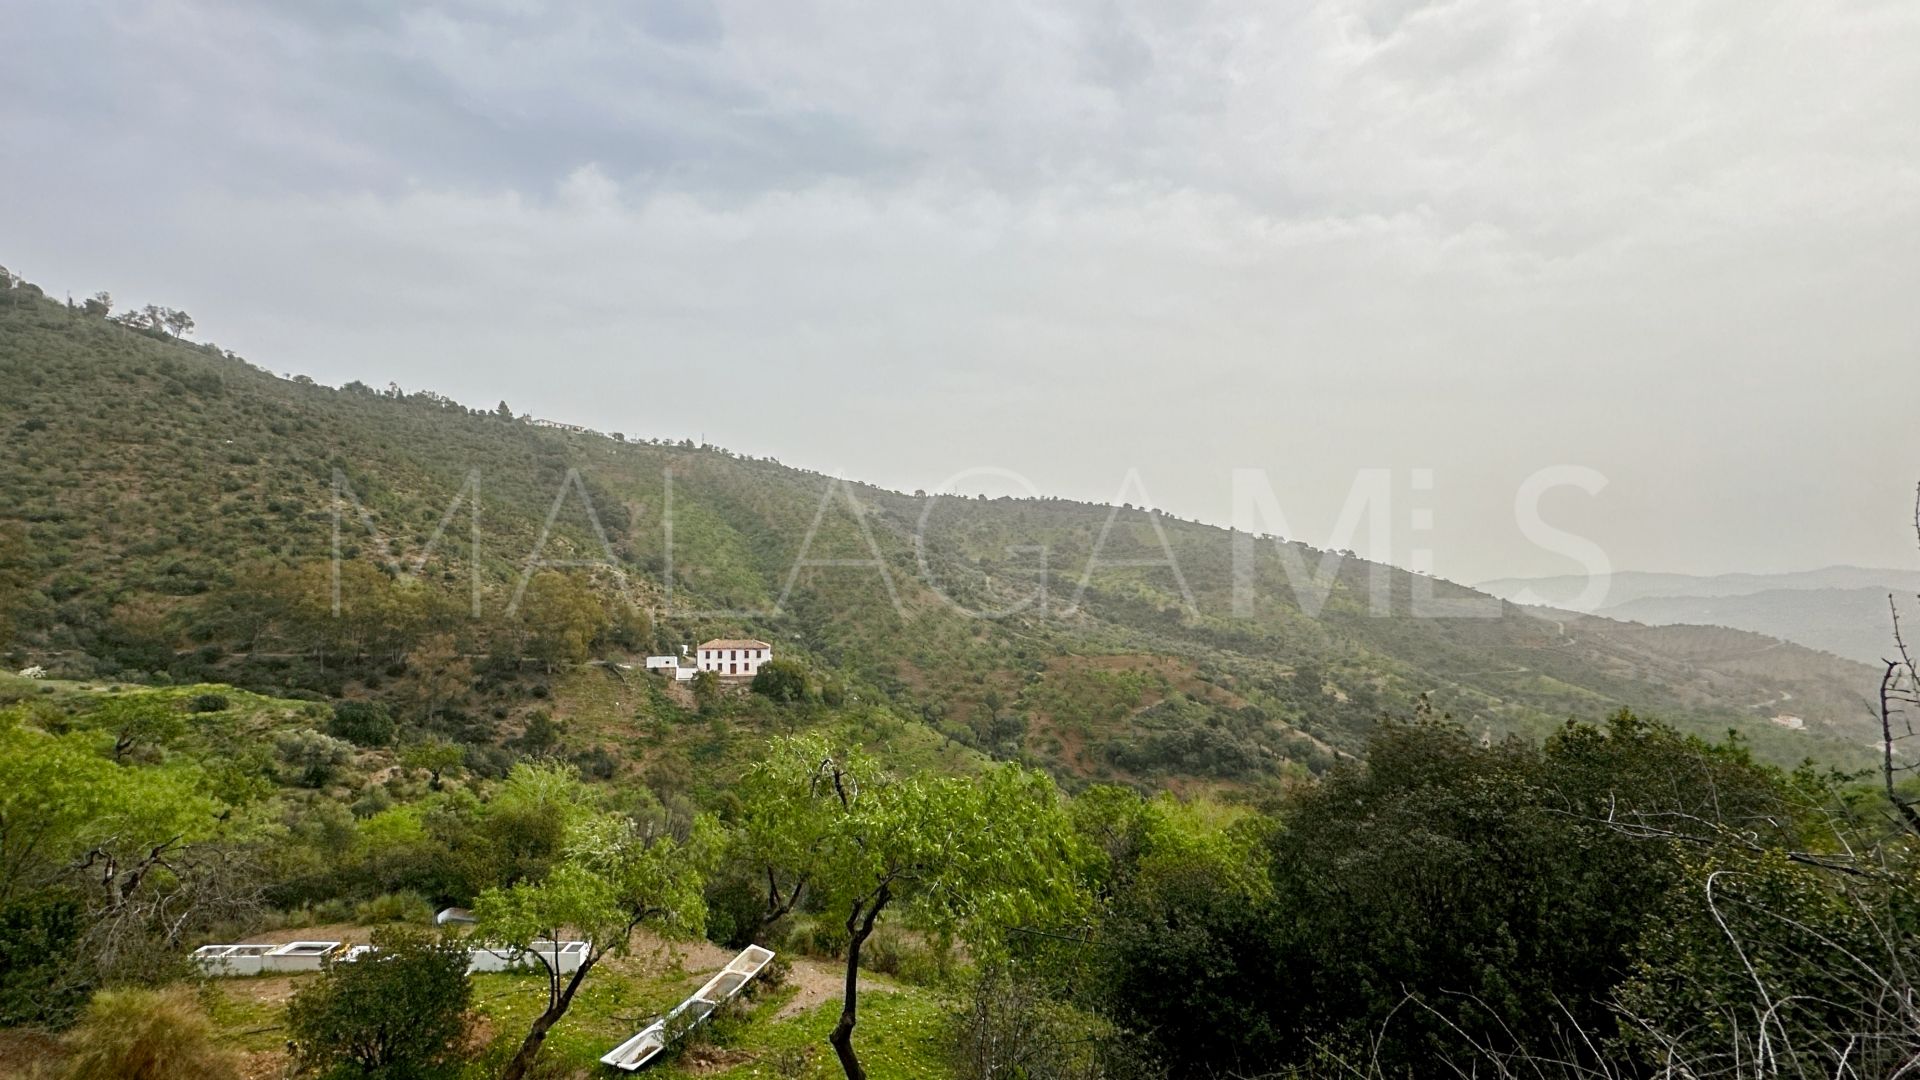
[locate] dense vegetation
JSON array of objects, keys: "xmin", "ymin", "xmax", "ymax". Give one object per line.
[
  {"xmin": 4, "ymin": 669, "xmax": 1918, "ymax": 1079},
  {"xmin": 4, "ymin": 263, "xmax": 1918, "ymax": 1078},
  {"xmin": 0, "ymin": 267, "xmax": 1888, "ymax": 791}
]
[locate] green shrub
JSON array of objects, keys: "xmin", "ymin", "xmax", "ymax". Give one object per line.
[
  {"xmin": 185, "ymin": 693, "xmax": 228, "ymax": 713},
  {"xmin": 0, "ymin": 891, "xmax": 88, "ymax": 1027},
  {"xmin": 352, "ymin": 891, "xmax": 434, "ymax": 925},
  {"xmin": 329, "ymin": 700, "xmax": 395, "ymax": 747},
  {"xmin": 860, "ymin": 923, "xmax": 947, "ymax": 984},
  {"xmin": 750, "ymin": 659, "xmax": 813, "ymax": 703},
  {"xmin": 275, "ymin": 727, "xmax": 356, "ymax": 787},
  {"xmin": 780, "ymin": 914, "xmax": 849, "ymax": 959},
  {"xmin": 56, "ymin": 986, "xmax": 243, "ymax": 1080},
  {"xmin": 702, "ymin": 874, "xmax": 767, "ymax": 950},
  {"xmin": 287, "ymin": 927, "xmax": 472, "ymax": 1080}
]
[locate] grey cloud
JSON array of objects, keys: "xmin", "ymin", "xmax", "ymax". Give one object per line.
[{"xmin": 4, "ymin": 0, "xmax": 1917, "ymax": 582}]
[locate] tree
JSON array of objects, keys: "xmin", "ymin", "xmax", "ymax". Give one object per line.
[
  {"xmin": 0, "ymin": 726, "xmax": 223, "ymax": 906},
  {"xmin": 1877, "ymin": 482, "xmax": 1920, "ymax": 836},
  {"xmin": 401, "ymin": 737, "xmax": 466, "ymax": 791},
  {"xmin": 161, "ymin": 309, "xmax": 194, "ymax": 338},
  {"xmin": 475, "ymin": 798, "xmax": 717, "ymax": 1080},
  {"xmin": 513, "ymin": 571, "xmax": 607, "ymax": 670},
  {"xmin": 495, "ymin": 400, "xmax": 514, "ymax": 420},
  {"xmin": 1074, "ymin": 789, "xmax": 1280, "ymax": 1077},
  {"xmin": 511, "ymin": 709, "xmax": 563, "ymax": 757},
  {"xmin": 751, "ymin": 658, "xmax": 813, "ymax": 703},
  {"xmin": 275, "ymin": 727, "xmax": 356, "ymax": 787},
  {"xmin": 286, "ymin": 927, "xmax": 473, "ymax": 1080},
  {"xmin": 329, "ymin": 700, "xmax": 396, "ymax": 747},
  {"xmin": 84, "ymin": 693, "xmax": 187, "ymax": 762},
  {"xmin": 0, "ymin": 723, "xmax": 245, "ymax": 986},
  {"xmin": 692, "ymin": 668, "xmax": 721, "ymax": 711},
  {"xmin": 1247, "ymin": 714, "xmax": 1803, "ymax": 1076},
  {"xmin": 738, "ymin": 736, "xmax": 1082, "ymax": 1080},
  {"xmin": 406, "ymin": 633, "xmax": 472, "ymax": 723},
  {"xmin": 82, "ymin": 291, "xmax": 110, "ymax": 317}
]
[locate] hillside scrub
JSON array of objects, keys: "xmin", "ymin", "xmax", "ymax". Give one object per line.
[
  {"xmin": 1, "ymin": 669, "xmax": 1916, "ymax": 1078},
  {"xmin": 3, "ymin": 275, "xmax": 1918, "ymax": 1078},
  {"xmin": 0, "ymin": 275, "xmax": 1891, "ymax": 785}
]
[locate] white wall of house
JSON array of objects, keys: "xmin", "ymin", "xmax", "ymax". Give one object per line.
[
  {"xmin": 696, "ymin": 641, "xmax": 771, "ymax": 677},
  {"xmin": 644, "ymin": 655, "xmax": 679, "ymax": 670}
]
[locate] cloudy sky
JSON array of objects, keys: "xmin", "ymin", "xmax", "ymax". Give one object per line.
[{"xmin": 6, "ymin": 0, "xmax": 1917, "ymax": 583}]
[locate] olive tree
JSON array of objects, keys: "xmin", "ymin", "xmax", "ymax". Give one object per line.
[{"xmin": 738, "ymin": 735, "xmax": 1082, "ymax": 1080}]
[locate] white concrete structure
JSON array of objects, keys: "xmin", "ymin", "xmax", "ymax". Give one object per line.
[
  {"xmin": 602, "ymin": 946, "xmax": 776, "ymax": 1070},
  {"xmin": 191, "ymin": 938, "xmax": 589, "ymax": 978},
  {"xmin": 644, "ymin": 655, "xmax": 679, "ymax": 671},
  {"xmin": 192, "ymin": 943, "xmax": 276, "ymax": 976},
  {"xmin": 466, "ymin": 939, "xmax": 591, "ymax": 975},
  {"xmin": 696, "ymin": 639, "xmax": 772, "ymax": 677},
  {"xmin": 263, "ymin": 941, "xmax": 344, "ymax": 972}
]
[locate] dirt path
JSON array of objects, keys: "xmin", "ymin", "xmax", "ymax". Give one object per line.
[
  {"xmin": 589, "ymin": 926, "xmax": 894, "ymax": 1027},
  {"xmin": 774, "ymin": 955, "xmax": 846, "ymax": 1020}
]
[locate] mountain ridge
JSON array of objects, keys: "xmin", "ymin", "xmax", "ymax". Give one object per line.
[
  {"xmin": 1478, "ymin": 566, "xmax": 1920, "ymax": 610},
  {"xmin": 0, "ymin": 276, "xmax": 1893, "ymax": 778}
]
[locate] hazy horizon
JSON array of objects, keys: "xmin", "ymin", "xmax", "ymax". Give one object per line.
[{"xmin": 7, "ymin": 0, "xmax": 1917, "ymax": 583}]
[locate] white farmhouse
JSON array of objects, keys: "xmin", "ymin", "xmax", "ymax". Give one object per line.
[{"xmin": 696, "ymin": 638, "xmax": 772, "ymax": 677}]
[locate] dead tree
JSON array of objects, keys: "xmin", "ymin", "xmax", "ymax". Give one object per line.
[{"xmin": 1880, "ymin": 482, "xmax": 1920, "ymax": 837}]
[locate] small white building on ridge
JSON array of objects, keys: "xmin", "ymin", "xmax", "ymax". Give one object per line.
[{"xmin": 697, "ymin": 638, "xmax": 771, "ymax": 677}]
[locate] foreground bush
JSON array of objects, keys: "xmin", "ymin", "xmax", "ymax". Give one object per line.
[
  {"xmin": 0, "ymin": 892, "xmax": 88, "ymax": 1027},
  {"xmin": 56, "ymin": 986, "xmax": 242, "ymax": 1080},
  {"xmin": 286, "ymin": 928, "xmax": 473, "ymax": 1080},
  {"xmin": 951, "ymin": 966, "xmax": 1161, "ymax": 1080}
]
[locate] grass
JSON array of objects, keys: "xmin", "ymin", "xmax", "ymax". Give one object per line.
[
  {"xmin": 194, "ymin": 939, "xmax": 954, "ymax": 1080},
  {"xmin": 650, "ymin": 993, "xmax": 953, "ymax": 1080}
]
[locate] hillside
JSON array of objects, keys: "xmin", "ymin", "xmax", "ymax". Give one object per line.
[
  {"xmin": 1595, "ymin": 586, "xmax": 1904, "ymax": 666},
  {"xmin": 0, "ymin": 667, "xmax": 967, "ymax": 1078},
  {"xmin": 1478, "ymin": 565, "xmax": 1920, "ymax": 610},
  {"xmin": 0, "ymin": 275, "xmax": 1894, "ymax": 777},
  {"xmin": 1478, "ymin": 567, "xmax": 1920, "ymax": 667}
]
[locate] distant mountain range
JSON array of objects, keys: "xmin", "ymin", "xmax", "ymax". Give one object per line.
[{"xmin": 1477, "ymin": 568, "xmax": 1920, "ymax": 666}]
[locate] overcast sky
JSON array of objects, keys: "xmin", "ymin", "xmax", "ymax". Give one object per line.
[{"xmin": 6, "ymin": 0, "xmax": 1917, "ymax": 583}]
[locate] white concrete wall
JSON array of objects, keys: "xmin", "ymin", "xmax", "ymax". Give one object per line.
[{"xmin": 695, "ymin": 647, "xmax": 771, "ymax": 676}]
